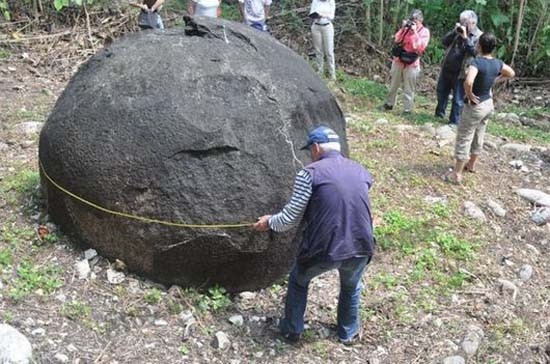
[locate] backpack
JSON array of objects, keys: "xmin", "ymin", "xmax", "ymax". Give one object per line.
[{"xmin": 138, "ymin": 10, "xmax": 159, "ymax": 30}]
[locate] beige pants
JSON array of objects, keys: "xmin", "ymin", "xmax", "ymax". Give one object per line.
[
  {"xmin": 454, "ymin": 98, "xmax": 494, "ymax": 161},
  {"xmin": 385, "ymin": 61, "xmax": 420, "ymax": 112},
  {"xmin": 311, "ymin": 23, "xmax": 335, "ymax": 79}
]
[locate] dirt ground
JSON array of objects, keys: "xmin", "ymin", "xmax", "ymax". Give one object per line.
[{"xmin": 1, "ymin": 34, "xmax": 550, "ymax": 364}]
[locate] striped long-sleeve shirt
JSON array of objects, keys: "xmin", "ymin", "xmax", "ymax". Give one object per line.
[{"xmin": 268, "ymin": 169, "xmax": 312, "ymax": 232}]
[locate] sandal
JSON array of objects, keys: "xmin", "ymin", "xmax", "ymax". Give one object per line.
[
  {"xmin": 464, "ymin": 165, "xmax": 476, "ymax": 173},
  {"xmin": 443, "ymin": 173, "xmax": 462, "ymax": 185}
]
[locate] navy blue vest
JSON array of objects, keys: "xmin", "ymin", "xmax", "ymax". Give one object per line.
[{"xmin": 298, "ymin": 151, "xmax": 375, "ymax": 266}]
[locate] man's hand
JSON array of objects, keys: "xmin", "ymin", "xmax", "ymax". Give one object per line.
[
  {"xmin": 466, "ymin": 92, "xmax": 480, "ymax": 105},
  {"xmin": 253, "ymin": 215, "xmax": 272, "ymax": 232}
]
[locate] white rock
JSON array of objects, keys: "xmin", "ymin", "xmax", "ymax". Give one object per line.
[
  {"xmin": 515, "ymin": 188, "xmax": 550, "ymax": 207},
  {"xmin": 75, "ymin": 259, "xmax": 90, "ymax": 280},
  {"xmin": 483, "ymin": 140, "xmax": 498, "ymax": 151},
  {"xmin": 106, "ymin": 268, "xmax": 125, "ymax": 284},
  {"xmin": 464, "ymin": 201, "xmax": 486, "ymax": 222},
  {"xmin": 424, "ymin": 196, "xmax": 447, "ymax": 205},
  {"xmin": 461, "ymin": 325, "xmax": 484, "ymax": 357},
  {"xmin": 67, "ymin": 344, "xmax": 77, "ymax": 352},
  {"xmin": 485, "ymin": 199, "xmax": 506, "ymax": 217},
  {"xmin": 0, "ymin": 142, "xmax": 9, "ymax": 152},
  {"xmin": 435, "ymin": 125, "xmax": 456, "ymax": 146},
  {"xmin": 15, "ymin": 122, "xmax": 43, "ymax": 135},
  {"xmin": 419, "ymin": 123, "xmax": 436, "ymax": 135},
  {"xmin": 495, "ymin": 112, "xmax": 521, "ymax": 126},
  {"xmin": 394, "ymin": 124, "xmax": 413, "ymax": 133},
  {"xmin": 442, "ymin": 356, "xmax": 465, "ymax": 364},
  {"xmin": 518, "ymin": 265, "xmax": 533, "ymax": 281},
  {"xmin": 154, "ymin": 319, "xmax": 168, "ymax": 326},
  {"xmin": 0, "ymin": 324, "xmax": 33, "ymax": 364},
  {"xmin": 238, "ymin": 291, "xmax": 256, "ymax": 300},
  {"xmin": 509, "ymin": 160, "xmax": 523, "ymax": 169},
  {"xmin": 501, "ymin": 143, "xmax": 531, "ymax": 154},
  {"xmin": 497, "ymin": 279, "xmax": 518, "ymax": 301},
  {"xmin": 531, "ymin": 207, "xmax": 550, "ymax": 225},
  {"xmin": 228, "ymin": 315, "xmax": 244, "ymax": 327},
  {"xmin": 374, "ymin": 118, "xmax": 388, "ymax": 125},
  {"xmin": 84, "ymin": 249, "xmax": 98, "ymax": 260},
  {"xmin": 213, "ymin": 331, "xmax": 230, "ymax": 350},
  {"xmin": 54, "ymin": 353, "xmax": 69, "ymax": 363},
  {"xmin": 31, "ymin": 328, "xmax": 46, "ymax": 336},
  {"xmin": 179, "ymin": 311, "xmax": 195, "ymax": 325}
]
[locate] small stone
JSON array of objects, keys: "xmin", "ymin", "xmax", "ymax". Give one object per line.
[
  {"xmin": 518, "ymin": 264, "xmax": 533, "ymax": 281},
  {"xmin": 54, "ymin": 353, "xmax": 69, "ymax": 363},
  {"xmin": 106, "ymin": 268, "xmax": 125, "ymax": 284},
  {"xmin": 485, "ymin": 199, "xmax": 506, "ymax": 217},
  {"xmin": 461, "ymin": 325, "xmax": 484, "ymax": 357},
  {"xmin": 7, "ymin": 66, "xmax": 16, "ymax": 72},
  {"xmin": 24, "ymin": 318, "xmax": 35, "ymax": 327},
  {"xmin": 464, "ymin": 201, "xmax": 486, "ymax": 222},
  {"xmin": 442, "ymin": 355, "xmax": 465, "ymax": 364},
  {"xmin": 75, "ymin": 259, "xmax": 90, "ymax": 280},
  {"xmin": 31, "ymin": 328, "xmax": 46, "ymax": 336},
  {"xmin": 0, "ymin": 324, "xmax": 33, "ymax": 364},
  {"xmin": 509, "ymin": 160, "xmax": 523, "ymax": 169},
  {"xmin": 483, "ymin": 140, "xmax": 498, "ymax": 151},
  {"xmin": 495, "ymin": 112, "xmax": 521, "ymax": 126},
  {"xmin": 15, "ymin": 122, "xmax": 43, "ymax": 135},
  {"xmin": 318, "ymin": 326, "xmax": 331, "ymax": 339},
  {"xmin": 238, "ymin": 291, "xmax": 256, "ymax": 300},
  {"xmin": 213, "ymin": 331, "xmax": 230, "ymax": 350},
  {"xmin": 394, "ymin": 124, "xmax": 413, "ymax": 133},
  {"xmin": 497, "ymin": 279, "xmax": 518, "ymax": 301},
  {"xmin": 501, "ymin": 143, "xmax": 532, "ymax": 154},
  {"xmin": 374, "ymin": 118, "xmax": 388, "ymax": 126},
  {"xmin": 84, "ymin": 249, "xmax": 98, "ymax": 261},
  {"xmin": 419, "ymin": 123, "xmax": 436, "ymax": 135},
  {"xmin": 531, "ymin": 207, "xmax": 550, "ymax": 225},
  {"xmin": 424, "ymin": 196, "xmax": 447, "ymax": 205},
  {"xmin": 435, "ymin": 125, "xmax": 456, "ymax": 146},
  {"xmin": 179, "ymin": 311, "xmax": 194, "ymax": 325},
  {"xmin": 154, "ymin": 319, "xmax": 168, "ymax": 326},
  {"xmin": 67, "ymin": 344, "xmax": 77, "ymax": 352},
  {"xmin": 0, "ymin": 142, "xmax": 8, "ymax": 152},
  {"xmin": 515, "ymin": 189, "xmax": 550, "ymax": 207},
  {"xmin": 228, "ymin": 315, "xmax": 244, "ymax": 327}
]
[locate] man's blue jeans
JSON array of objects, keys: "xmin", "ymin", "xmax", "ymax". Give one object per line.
[
  {"xmin": 279, "ymin": 256, "xmax": 371, "ymax": 341},
  {"xmin": 435, "ymin": 72, "xmax": 465, "ymax": 125}
]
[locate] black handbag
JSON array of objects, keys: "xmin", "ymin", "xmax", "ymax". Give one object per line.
[
  {"xmin": 138, "ymin": 10, "xmax": 159, "ymax": 30},
  {"xmin": 391, "ymin": 27, "xmax": 419, "ymax": 64}
]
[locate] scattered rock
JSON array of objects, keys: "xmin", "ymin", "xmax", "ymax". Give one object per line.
[
  {"xmin": 154, "ymin": 319, "xmax": 168, "ymax": 326},
  {"xmin": 228, "ymin": 315, "xmax": 244, "ymax": 327},
  {"xmin": 483, "ymin": 140, "xmax": 498, "ymax": 151},
  {"xmin": 67, "ymin": 344, "xmax": 77, "ymax": 352},
  {"xmin": 442, "ymin": 356, "xmax": 465, "ymax": 364},
  {"xmin": 485, "ymin": 199, "xmax": 506, "ymax": 217},
  {"xmin": 374, "ymin": 118, "xmax": 388, "ymax": 126},
  {"xmin": 54, "ymin": 353, "xmax": 69, "ymax": 363},
  {"xmin": 518, "ymin": 264, "xmax": 533, "ymax": 282},
  {"xmin": 495, "ymin": 112, "xmax": 521, "ymax": 126},
  {"xmin": 15, "ymin": 122, "xmax": 43, "ymax": 135},
  {"xmin": 509, "ymin": 160, "xmax": 523, "ymax": 169},
  {"xmin": 461, "ymin": 325, "xmax": 484, "ymax": 357},
  {"xmin": 238, "ymin": 291, "xmax": 256, "ymax": 300},
  {"xmin": 419, "ymin": 123, "xmax": 436, "ymax": 136},
  {"xmin": 31, "ymin": 327, "xmax": 46, "ymax": 336},
  {"xmin": 531, "ymin": 207, "xmax": 550, "ymax": 225},
  {"xmin": 424, "ymin": 196, "xmax": 447, "ymax": 205},
  {"xmin": 75, "ymin": 259, "xmax": 90, "ymax": 280},
  {"xmin": 435, "ymin": 125, "xmax": 456, "ymax": 146},
  {"xmin": 0, "ymin": 324, "xmax": 33, "ymax": 364},
  {"xmin": 213, "ymin": 331, "xmax": 230, "ymax": 350},
  {"xmin": 515, "ymin": 188, "xmax": 550, "ymax": 206},
  {"xmin": 394, "ymin": 124, "xmax": 413, "ymax": 133},
  {"xmin": 106, "ymin": 268, "xmax": 125, "ymax": 284},
  {"xmin": 464, "ymin": 201, "xmax": 486, "ymax": 222},
  {"xmin": 0, "ymin": 142, "xmax": 9, "ymax": 152},
  {"xmin": 84, "ymin": 249, "xmax": 98, "ymax": 260},
  {"xmin": 179, "ymin": 311, "xmax": 194, "ymax": 325},
  {"xmin": 501, "ymin": 143, "xmax": 532, "ymax": 154},
  {"xmin": 497, "ymin": 279, "xmax": 518, "ymax": 301}
]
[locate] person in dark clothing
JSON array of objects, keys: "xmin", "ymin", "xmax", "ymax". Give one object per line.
[
  {"xmin": 130, "ymin": 0, "xmax": 165, "ymax": 30},
  {"xmin": 445, "ymin": 33, "xmax": 515, "ymax": 184},
  {"xmin": 253, "ymin": 126, "xmax": 375, "ymax": 345},
  {"xmin": 435, "ymin": 10, "xmax": 482, "ymax": 125}
]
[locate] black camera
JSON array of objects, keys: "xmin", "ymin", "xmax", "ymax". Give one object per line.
[
  {"xmin": 456, "ymin": 26, "xmax": 465, "ymax": 34},
  {"xmin": 405, "ymin": 17, "xmax": 415, "ymax": 28}
]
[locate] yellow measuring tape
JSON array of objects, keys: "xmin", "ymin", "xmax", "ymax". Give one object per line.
[{"xmin": 39, "ymin": 161, "xmax": 255, "ymax": 229}]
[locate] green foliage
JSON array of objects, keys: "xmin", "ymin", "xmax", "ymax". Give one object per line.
[
  {"xmin": 487, "ymin": 123, "xmax": 550, "ymax": 144},
  {"xmin": 9, "ymin": 261, "xmax": 63, "ymax": 300},
  {"xmin": 220, "ymin": 2, "xmax": 241, "ymax": 21},
  {"xmin": 341, "ymin": 76, "xmax": 387, "ymax": 101},
  {"xmin": 144, "ymin": 288, "xmax": 163, "ymax": 305},
  {"xmin": 179, "ymin": 344, "xmax": 190, "ymax": 355},
  {"xmin": 1, "ymin": 169, "xmax": 40, "ymax": 196},
  {"xmin": 0, "ymin": 0, "xmax": 10, "ymax": 20},
  {"xmin": 432, "ymin": 232, "xmax": 475, "ymax": 260},
  {"xmin": 0, "ymin": 249, "xmax": 13, "ymax": 267},
  {"xmin": 61, "ymin": 300, "xmax": 91, "ymax": 320}
]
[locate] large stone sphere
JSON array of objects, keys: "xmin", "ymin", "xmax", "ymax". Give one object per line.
[{"xmin": 39, "ymin": 17, "xmax": 347, "ymax": 291}]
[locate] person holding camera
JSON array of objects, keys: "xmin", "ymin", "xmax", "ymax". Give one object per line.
[
  {"xmin": 383, "ymin": 9, "xmax": 430, "ymax": 114},
  {"xmin": 130, "ymin": 0, "xmax": 165, "ymax": 30},
  {"xmin": 445, "ymin": 33, "xmax": 515, "ymax": 184},
  {"xmin": 309, "ymin": 0, "xmax": 336, "ymax": 80},
  {"xmin": 435, "ymin": 10, "xmax": 482, "ymax": 125}
]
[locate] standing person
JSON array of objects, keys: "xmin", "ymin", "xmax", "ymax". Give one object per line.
[
  {"xmin": 383, "ymin": 9, "xmax": 430, "ymax": 114},
  {"xmin": 445, "ymin": 33, "xmax": 515, "ymax": 184},
  {"xmin": 309, "ymin": 0, "xmax": 336, "ymax": 80},
  {"xmin": 188, "ymin": 0, "xmax": 221, "ymax": 18},
  {"xmin": 253, "ymin": 126, "xmax": 375, "ymax": 345},
  {"xmin": 130, "ymin": 0, "xmax": 165, "ymax": 30},
  {"xmin": 435, "ymin": 10, "xmax": 482, "ymax": 125},
  {"xmin": 239, "ymin": 0, "xmax": 272, "ymax": 32}
]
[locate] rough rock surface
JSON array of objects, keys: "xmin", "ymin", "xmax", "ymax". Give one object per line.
[
  {"xmin": 0, "ymin": 324, "xmax": 33, "ymax": 364},
  {"xmin": 39, "ymin": 17, "xmax": 347, "ymax": 291}
]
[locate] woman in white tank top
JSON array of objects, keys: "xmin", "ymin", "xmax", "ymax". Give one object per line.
[{"xmin": 188, "ymin": 0, "xmax": 221, "ymax": 18}]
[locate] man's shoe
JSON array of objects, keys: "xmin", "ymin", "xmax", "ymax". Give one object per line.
[
  {"xmin": 281, "ymin": 332, "xmax": 301, "ymax": 344},
  {"xmin": 339, "ymin": 330, "xmax": 362, "ymax": 346},
  {"xmin": 383, "ymin": 103, "xmax": 393, "ymax": 111}
]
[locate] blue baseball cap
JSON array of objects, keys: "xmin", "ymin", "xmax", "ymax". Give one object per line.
[{"xmin": 300, "ymin": 126, "xmax": 340, "ymax": 150}]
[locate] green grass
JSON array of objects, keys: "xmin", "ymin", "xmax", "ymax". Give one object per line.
[
  {"xmin": 220, "ymin": 2, "xmax": 241, "ymax": 21},
  {"xmin": 9, "ymin": 260, "xmax": 63, "ymax": 300},
  {"xmin": 340, "ymin": 75, "xmax": 387, "ymax": 102},
  {"xmin": 61, "ymin": 300, "xmax": 92, "ymax": 320},
  {"xmin": 487, "ymin": 122, "xmax": 550, "ymax": 144},
  {"xmin": 144, "ymin": 288, "xmax": 163, "ymax": 305}
]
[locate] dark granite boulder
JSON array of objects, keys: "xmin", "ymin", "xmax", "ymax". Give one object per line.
[{"xmin": 39, "ymin": 16, "xmax": 347, "ymax": 292}]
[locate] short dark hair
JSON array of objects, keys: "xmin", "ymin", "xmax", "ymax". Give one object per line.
[{"xmin": 478, "ymin": 33, "xmax": 497, "ymax": 54}]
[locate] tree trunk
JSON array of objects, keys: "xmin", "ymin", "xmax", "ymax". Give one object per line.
[
  {"xmin": 526, "ymin": 0, "xmax": 547, "ymax": 61},
  {"xmin": 511, "ymin": 0, "xmax": 527, "ymax": 66},
  {"xmin": 365, "ymin": 1, "xmax": 371, "ymax": 43},
  {"xmin": 377, "ymin": 0, "xmax": 383, "ymax": 46}
]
